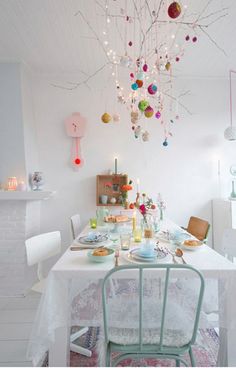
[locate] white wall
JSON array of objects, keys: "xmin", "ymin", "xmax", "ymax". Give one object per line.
[
  {"xmin": 31, "ymin": 74, "xmax": 236, "ymax": 248},
  {"xmin": 0, "ymin": 63, "xmax": 26, "ymax": 184}
]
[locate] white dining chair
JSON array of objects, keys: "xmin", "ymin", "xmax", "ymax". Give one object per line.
[
  {"xmin": 71, "ymin": 214, "xmax": 81, "ymax": 240},
  {"xmin": 25, "ymin": 231, "xmax": 92, "ymax": 357},
  {"xmin": 222, "ymin": 228, "xmax": 236, "ymax": 262}
]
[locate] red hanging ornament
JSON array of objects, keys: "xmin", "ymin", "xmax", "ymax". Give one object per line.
[
  {"xmin": 128, "ymin": 41, "xmax": 133, "ymax": 47},
  {"xmin": 192, "ymin": 36, "xmax": 198, "ymax": 43},
  {"xmin": 74, "ymin": 158, "xmax": 81, "ymax": 165},
  {"xmin": 168, "ymin": 2, "xmax": 181, "ymax": 19}
]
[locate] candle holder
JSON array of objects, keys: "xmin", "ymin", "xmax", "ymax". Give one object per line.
[{"xmin": 7, "ymin": 177, "xmax": 18, "ymax": 191}]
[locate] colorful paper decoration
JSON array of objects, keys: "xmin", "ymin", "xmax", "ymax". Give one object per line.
[
  {"xmin": 65, "ymin": 112, "xmax": 86, "ymax": 168},
  {"xmin": 168, "ymin": 2, "xmax": 181, "ymax": 19},
  {"xmin": 101, "ymin": 112, "xmax": 112, "ymax": 123}
]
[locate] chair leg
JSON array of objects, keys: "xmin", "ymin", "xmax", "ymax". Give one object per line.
[
  {"xmin": 70, "ymin": 327, "xmax": 89, "ymax": 342},
  {"xmin": 176, "ymin": 359, "xmax": 180, "ymax": 367},
  {"xmin": 189, "ymin": 346, "xmax": 196, "ymax": 367},
  {"xmin": 106, "ymin": 343, "xmax": 111, "ymax": 367},
  {"xmin": 70, "ymin": 327, "xmax": 92, "ymax": 357},
  {"xmin": 70, "ymin": 342, "xmax": 92, "ymax": 357}
]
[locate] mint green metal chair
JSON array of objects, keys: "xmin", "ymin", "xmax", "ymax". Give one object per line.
[{"xmin": 102, "ymin": 264, "xmax": 205, "ymax": 367}]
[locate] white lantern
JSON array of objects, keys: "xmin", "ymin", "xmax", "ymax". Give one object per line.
[{"xmin": 224, "ymin": 126, "xmax": 236, "ymax": 141}]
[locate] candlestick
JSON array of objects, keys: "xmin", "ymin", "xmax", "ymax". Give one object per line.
[
  {"xmin": 114, "ymin": 157, "xmax": 118, "ymax": 175},
  {"xmin": 137, "ymin": 178, "xmax": 140, "ymax": 193},
  {"xmin": 132, "ymin": 211, "xmax": 136, "ymax": 232}
]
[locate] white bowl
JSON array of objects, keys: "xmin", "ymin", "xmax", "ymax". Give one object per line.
[{"xmin": 87, "ymin": 248, "xmax": 114, "ymax": 262}]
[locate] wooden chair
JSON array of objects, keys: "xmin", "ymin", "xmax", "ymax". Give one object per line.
[
  {"xmin": 186, "ymin": 216, "xmax": 210, "ymax": 242},
  {"xmin": 71, "ymin": 214, "xmax": 81, "ymax": 240},
  {"xmin": 102, "ymin": 264, "xmax": 205, "ymax": 367},
  {"xmin": 25, "ymin": 231, "xmax": 91, "ymax": 357},
  {"xmin": 222, "ymin": 228, "xmax": 236, "ymax": 262}
]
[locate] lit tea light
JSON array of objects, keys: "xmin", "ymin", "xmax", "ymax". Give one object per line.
[{"xmin": 7, "ymin": 177, "xmax": 18, "ymax": 191}]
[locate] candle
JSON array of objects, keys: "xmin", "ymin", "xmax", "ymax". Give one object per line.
[
  {"xmin": 132, "ymin": 211, "xmax": 136, "ymax": 232},
  {"xmin": 137, "ymin": 178, "xmax": 140, "ymax": 193},
  {"xmin": 17, "ymin": 181, "xmax": 26, "ymax": 191},
  {"xmin": 134, "ymin": 228, "xmax": 142, "ymax": 242},
  {"xmin": 114, "ymin": 157, "xmax": 118, "ymax": 175},
  {"xmin": 7, "ymin": 177, "xmax": 18, "ymax": 191}
]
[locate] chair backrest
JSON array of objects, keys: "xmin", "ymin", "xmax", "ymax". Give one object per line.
[
  {"xmin": 222, "ymin": 228, "xmax": 236, "ymax": 261},
  {"xmin": 25, "ymin": 231, "xmax": 61, "ymax": 267},
  {"xmin": 71, "ymin": 214, "xmax": 81, "ymax": 240},
  {"xmin": 187, "ymin": 216, "xmax": 210, "ymax": 241},
  {"xmin": 102, "ymin": 264, "xmax": 205, "ymax": 350}
]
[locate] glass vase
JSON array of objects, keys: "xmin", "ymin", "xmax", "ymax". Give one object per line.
[{"xmin": 141, "ymin": 214, "xmax": 154, "ymax": 239}]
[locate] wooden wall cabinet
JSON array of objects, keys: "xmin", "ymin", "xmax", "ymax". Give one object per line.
[{"xmin": 96, "ymin": 174, "xmax": 127, "ymax": 206}]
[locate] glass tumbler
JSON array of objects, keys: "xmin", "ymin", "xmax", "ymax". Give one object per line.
[{"xmin": 120, "ymin": 233, "xmax": 131, "ymax": 250}]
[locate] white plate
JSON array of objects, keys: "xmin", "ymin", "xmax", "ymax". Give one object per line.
[
  {"xmin": 123, "ymin": 248, "xmax": 171, "ymax": 264},
  {"xmin": 181, "ymin": 241, "xmax": 205, "ymax": 251},
  {"xmin": 77, "ymin": 234, "xmax": 109, "ymax": 245}
]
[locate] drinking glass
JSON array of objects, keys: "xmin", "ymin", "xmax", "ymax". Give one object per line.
[
  {"xmin": 90, "ymin": 218, "xmax": 97, "ymax": 229},
  {"xmin": 120, "ymin": 233, "xmax": 131, "ymax": 250},
  {"xmin": 133, "ymin": 228, "xmax": 142, "ymax": 242}
]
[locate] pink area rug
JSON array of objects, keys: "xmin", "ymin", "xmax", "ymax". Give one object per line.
[{"xmin": 66, "ymin": 327, "xmax": 218, "ymax": 367}]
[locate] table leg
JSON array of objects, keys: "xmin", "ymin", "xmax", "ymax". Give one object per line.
[
  {"xmin": 49, "ymin": 325, "xmax": 70, "ymax": 367},
  {"xmin": 217, "ymin": 277, "xmax": 236, "ymax": 366}
]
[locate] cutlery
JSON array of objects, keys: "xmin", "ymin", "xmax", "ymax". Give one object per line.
[
  {"xmin": 114, "ymin": 250, "xmax": 119, "ymax": 267},
  {"xmin": 70, "ymin": 245, "xmax": 104, "ymax": 251},
  {"xmin": 175, "ymin": 248, "xmax": 187, "ymax": 264}
]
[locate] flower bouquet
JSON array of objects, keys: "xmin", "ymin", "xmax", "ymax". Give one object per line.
[
  {"xmin": 139, "ymin": 194, "xmax": 156, "ymax": 238},
  {"xmin": 120, "ymin": 180, "xmax": 133, "ymax": 208}
]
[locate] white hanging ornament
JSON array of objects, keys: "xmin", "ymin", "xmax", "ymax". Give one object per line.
[
  {"xmin": 134, "ymin": 125, "xmax": 141, "ymax": 138},
  {"xmin": 224, "ymin": 126, "xmax": 236, "ymax": 141},
  {"xmin": 142, "ymin": 130, "xmax": 150, "ymax": 142},
  {"xmin": 113, "ymin": 113, "xmax": 120, "ymax": 122},
  {"xmin": 120, "ymin": 54, "xmax": 133, "ymax": 68}
]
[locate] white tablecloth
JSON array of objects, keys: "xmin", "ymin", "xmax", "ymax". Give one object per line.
[{"xmin": 27, "ymin": 220, "xmax": 236, "ymax": 366}]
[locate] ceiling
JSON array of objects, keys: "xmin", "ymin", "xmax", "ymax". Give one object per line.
[{"xmin": 0, "ymin": 0, "xmax": 235, "ymax": 80}]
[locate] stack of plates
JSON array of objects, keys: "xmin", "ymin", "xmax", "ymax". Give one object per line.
[
  {"xmin": 77, "ymin": 233, "xmax": 109, "ymax": 245},
  {"xmin": 127, "ymin": 247, "xmax": 169, "ymax": 263}
]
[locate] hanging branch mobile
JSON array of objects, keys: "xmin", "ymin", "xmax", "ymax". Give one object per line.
[{"xmin": 53, "ymin": 0, "xmax": 228, "ymax": 146}]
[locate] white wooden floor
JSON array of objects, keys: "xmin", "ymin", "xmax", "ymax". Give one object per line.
[{"xmin": 0, "ymin": 291, "xmax": 41, "ymax": 367}]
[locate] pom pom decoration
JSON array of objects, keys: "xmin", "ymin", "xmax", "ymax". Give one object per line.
[
  {"xmin": 155, "ymin": 111, "xmax": 161, "ymax": 119},
  {"xmin": 128, "ymin": 41, "xmax": 133, "ymax": 46},
  {"xmin": 165, "ymin": 62, "xmax": 171, "ymax": 71},
  {"xmin": 136, "ymin": 79, "xmax": 143, "ymax": 88},
  {"xmin": 101, "ymin": 112, "xmax": 112, "ymax": 123},
  {"xmin": 147, "ymin": 83, "xmax": 157, "ymax": 95},
  {"xmin": 74, "ymin": 158, "xmax": 81, "ymax": 165},
  {"xmin": 142, "ymin": 131, "xmax": 149, "ymax": 142},
  {"xmin": 144, "ymin": 106, "xmax": 154, "ymax": 118},
  {"xmin": 185, "ymin": 35, "xmax": 190, "ymax": 41},
  {"xmin": 143, "ymin": 63, "xmax": 148, "ymax": 72},
  {"xmin": 176, "ymin": 57, "xmax": 180, "ymax": 62},
  {"xmin": 131, "ymin": 111, "xmax": 139, "ymax": 124},
  {"xmin": 134, "ymin": 125, "xmax": 142, "ymax": 138},
  {"xmin": 137, "ymin": 72, "xmax": 144, "ymax": 80},
  {"xmin": 131, "ymin": 83, "xmax": 138, "ymax": 90},
  {"xmin": 192, "ymin": 36, "xmax": 198, "ymax": 43},
  {"xmin": 113, "ymin": 113, "xmax": 120, "ymax": 122},
  {"xmin": 168, "ymin": 2, "xmax": 181, "ymax": 19},
  {"xmin": 130, "ymin": 72, "xmax": 134, "ymax": 78},
  {"xmin": 138, "ymin": 100, "xmax": 149, "ymax": 112}
]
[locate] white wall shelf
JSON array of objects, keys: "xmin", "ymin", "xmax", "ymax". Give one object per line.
[{"xmin": 0, "ymin": 191, "xmax": 56, "ymax": 201}]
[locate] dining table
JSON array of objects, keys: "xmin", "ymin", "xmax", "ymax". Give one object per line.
[{"xmin": 27, "ymin": 218, "xmax": 236, "ymax": 367}]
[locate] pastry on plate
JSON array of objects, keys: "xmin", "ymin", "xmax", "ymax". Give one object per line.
[
  {"xmin": 93, "ymin": 248, "xmax": 109, "ymax": 256},
  {"xmin": 183, "ymin": 239, "xmax": 202, "ymax": 247}
]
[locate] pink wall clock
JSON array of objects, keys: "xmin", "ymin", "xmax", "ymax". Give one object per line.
[{"xmin": 65, "ymin": 112, "xmax": 87, "ymax": 169}]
